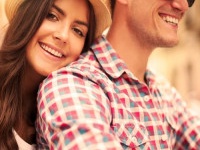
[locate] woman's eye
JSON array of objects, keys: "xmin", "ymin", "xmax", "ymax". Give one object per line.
[
  {"xmin": 73, "ymin": 28, "xmax": 85, "ymax": 37},
  {"xmin": 46, "ymin": 12, "xmax": 58, "ymax": 21}
]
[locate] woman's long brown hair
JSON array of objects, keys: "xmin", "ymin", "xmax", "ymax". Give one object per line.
[{"xmin": 0, "ymin": 0, "xmax": 96, "ymax": 149}]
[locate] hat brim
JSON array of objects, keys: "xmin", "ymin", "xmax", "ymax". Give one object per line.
[
  {"xmin": 89, "ymin": 0, "xmax": 111, "ymax": 37},
  {"xmin": 5, "ymin": 0, "xmax": 22, "ymax": 22}
]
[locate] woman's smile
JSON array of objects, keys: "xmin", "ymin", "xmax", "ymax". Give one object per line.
[{"xmin": 39, "ymin": 42, "xmax": 64, "ymax": 58}]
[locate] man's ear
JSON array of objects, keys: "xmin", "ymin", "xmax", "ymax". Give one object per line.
[{"xmin": 116, "ymin": 0, "xmax": 128, "ymax": 5}]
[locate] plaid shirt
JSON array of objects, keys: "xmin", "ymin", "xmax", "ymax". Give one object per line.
[{"xmin": 36, "ymin": 36, "xmax": 200, "ymax": 150}]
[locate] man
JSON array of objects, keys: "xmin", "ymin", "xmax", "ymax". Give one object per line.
[{"xmin": 36, "ymin": 0, "xmax": 200, "ymax": 149}]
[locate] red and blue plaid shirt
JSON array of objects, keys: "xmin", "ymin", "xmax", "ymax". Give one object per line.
[{"xmin": 36, "ymin": 36, "xmax": 200, "ymax": 150}]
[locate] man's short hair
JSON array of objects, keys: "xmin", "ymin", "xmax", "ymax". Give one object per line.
[{"xmin": 110, "ymin": 0, "xmax": 116, "ymax": 18}]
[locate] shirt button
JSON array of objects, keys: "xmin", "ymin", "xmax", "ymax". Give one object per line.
[
  {"xmin": 132, "ymin": 136, "xmax": 137, "ymax": 142},
  {"xmin": 161, "ymin": 134, "xmax": 168, "ymax": 141},
  {"xmin": 144, "ymin": 96, "xmax": 149, "ymax": 102}
]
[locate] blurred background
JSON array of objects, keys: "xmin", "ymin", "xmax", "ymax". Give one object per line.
[
  {"xmin": 149, "ymin": 0, "xmax": 200, "ymax": 112},
  {"xmin": 1, "ymin": 0, "xmax": 200, "ymax": 111}
]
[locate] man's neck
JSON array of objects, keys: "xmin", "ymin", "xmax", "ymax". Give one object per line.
[{"xmin": 106, "ymin": 24, "xmax": 154, "ymax": 83}]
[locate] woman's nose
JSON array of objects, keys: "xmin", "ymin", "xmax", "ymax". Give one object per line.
[{"xmin": 53, "ymin": 26, "xmax": 69, "ymax": 44}]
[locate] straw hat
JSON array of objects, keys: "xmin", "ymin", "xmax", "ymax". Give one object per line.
[{"xmin": 5, "ymin": 0, "xmax": 111, "ymax": 38}]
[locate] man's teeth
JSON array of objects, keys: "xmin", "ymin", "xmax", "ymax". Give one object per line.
[
  {"xmin": 41, "ymin": 44, "xmax": 62, "ymax": 58},
  {"xmin": 163, "ymin": 16, "xmax": 178, "ymax": 25}
]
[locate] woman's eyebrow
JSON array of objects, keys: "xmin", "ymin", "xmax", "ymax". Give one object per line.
[
  {"xmin": 75, "ymin": 20, "xmax": 89, "ymax": 28},
  {"xmin": 52, "ymin": 4, "xmax": 65, "ymax": 16},
  {"xmin": 52, "ymin": 4, "xmax": 89, "ymax": 28}
]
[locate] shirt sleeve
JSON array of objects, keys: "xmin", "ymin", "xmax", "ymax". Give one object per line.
[
  {"xmin": 37, "ymin": 67, "xmax": 123, "ymax": 150},
  {"xmin": 165, "ymin": 86, "xmax": 200, "ymax": 149}
]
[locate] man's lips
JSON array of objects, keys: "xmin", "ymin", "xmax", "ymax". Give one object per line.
[{"xmin": 159, "ymin": 13, "xmax": 180, "ymax": 26}]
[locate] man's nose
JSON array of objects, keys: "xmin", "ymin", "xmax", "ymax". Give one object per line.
[{"xmin": 171, "ymin": 0, "xmax": 189, "ymax": 12}]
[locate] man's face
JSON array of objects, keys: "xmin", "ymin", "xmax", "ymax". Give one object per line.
[{"xmin": 126, "ymin": 0, "xmax": 189, "ymax": 49}]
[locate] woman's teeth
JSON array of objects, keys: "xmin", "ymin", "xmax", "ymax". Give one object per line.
[{"xmin": 41, "ymin": 44, "xmax": 62, "ymax": 58}]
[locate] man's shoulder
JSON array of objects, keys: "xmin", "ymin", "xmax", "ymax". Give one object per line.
[
  {"xmin": 42, "ymin": 51, "xmax": 102, "ymax": 85},
  {"xmin": 148, "ymin": 69, "xmax": 181, "ymax": 99},
  {"xmin": 65, "ymin": 51, "xmax": 100, "ymax": 75}
]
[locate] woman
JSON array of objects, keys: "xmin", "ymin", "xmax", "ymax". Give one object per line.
[{"xmin": 0, "ymin": 0, "xmax": 111, "ymax": 149}]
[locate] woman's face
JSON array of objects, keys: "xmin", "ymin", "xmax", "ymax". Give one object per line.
[{"xmin": 26, "ymin": 0, "xmax": 90, "ymax": 76}]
